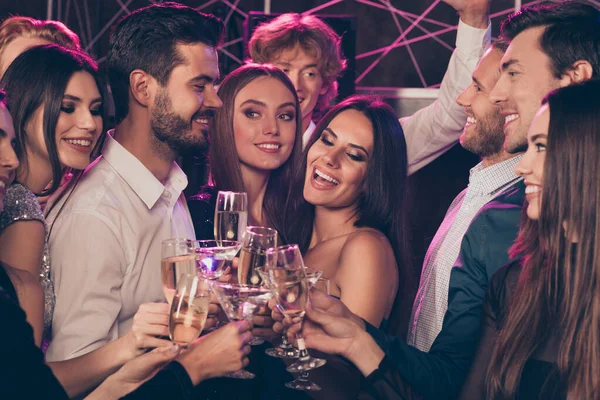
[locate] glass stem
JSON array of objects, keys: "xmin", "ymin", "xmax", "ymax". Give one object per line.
[
  {"xmin": 280, "ymin": 329, "xmax": 291, "ymax": 348},
  {"xmin": 295, "ymin": 326, "xmax": 310, "ymax": 360}
]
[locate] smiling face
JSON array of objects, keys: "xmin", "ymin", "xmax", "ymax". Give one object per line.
[
  {"xmin": 456, "ymin": 47, "xmax": 505, "ymax": 158},
  {"xmin": 304, "ymin": 109, "xmax": 373, "ymax": 209},
  {"xmin": 233, "ymin": 76, "xmax": 297, "ymax": 174},
  {"xmin": 490, "ymin": 27, "xmax": 566, "ymax": 154},
  {"xmin": 272, "ymin": 45, "xmax": 327, "ymax": 131},
  {"xmin": 25, "ymin": 71, "xmax": 103, "ymax": 171},
  {"xmin": 515, "ymin": 104, "xmax": 549, "ymax": 220},
  {"xmin": 0, "ymin": 36, "xmax": 51, "ymax": 77},
  {"xmin": 0, "ymin": 103, "xmax": 19, "ymax": 210},
  {"xmin": 150, "ymin": 42, "xmax": 222, "ymax": 154}
]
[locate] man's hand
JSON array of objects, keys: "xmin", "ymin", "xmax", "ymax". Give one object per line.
[
  {"xmin": 442, "ymin": 0, "xmax": 490, "ymax": 29},
  {"xmin": 125, "ymin": 303, "xmax": 173, "ymax": 359},
  {"xmin": 177, "ymin": 320, "xmax": 253, "ymax": 385}
]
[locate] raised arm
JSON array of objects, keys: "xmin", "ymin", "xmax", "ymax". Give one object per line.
[
  {"xmin": 403, "ymin": 0, "xmax": 491, "ymax": 174},
  {"xmin": 337, "ymin": 230, "xmax": 398, "ymax": 328}
]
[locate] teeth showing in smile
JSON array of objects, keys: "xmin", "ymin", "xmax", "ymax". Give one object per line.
[
  {"xmin": 65, "ymin": 139, "xmax": 92, "ymax": 147},
  {"xmin": 467, "ymin": 116, "xmax": 477, "ymax": 124},
  {"xmin": 505, "ymin": 114, "xmax": 519, "ymax": 123},
  {"xmin": 525, "ymin": 185, "xmax": 540, "ymax": 194},
  {"xmin": 314, "ymin": 168, "xmax": 340, "ymax": 185},
  {"xmin": 256, "ymin": 144, "xmax": 280, "ymax": 150},
  {"xmin": 194, "ymin": 118, "xmax": 209, "ymax": 125},
  {"xmin": 0, "ymin": 181, "xmax": 5, "ymax": 189}
]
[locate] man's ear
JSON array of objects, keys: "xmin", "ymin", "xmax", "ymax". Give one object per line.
[
  {"xmin": 129, "ymin": 69, "xmax": 157, "ymax": 107},
  {"xmin": 560, "ymin": 60, "xmax": 594, "ymax": 87}
]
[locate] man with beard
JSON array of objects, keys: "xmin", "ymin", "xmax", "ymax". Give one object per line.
[
  {"xmin": 407, "ymin": 43, "xmax": 521, "ymax": 355},
  {"xmin": 46, "ymin": 3, "xmax": 224, "ymax": 361}
]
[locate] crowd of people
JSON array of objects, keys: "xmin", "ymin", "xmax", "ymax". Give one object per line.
[{"xmin": 0, "ymin": 0, "xmax": 599, "ymax": 398}]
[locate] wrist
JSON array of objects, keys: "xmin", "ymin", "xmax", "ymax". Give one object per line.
[
  {"xmin": 458, "ymin": 8, "xmax": 490, "ymax": 29},
  {"xmin": 345, "ymin": 330, "xmax": 385, "ymax": 377}
]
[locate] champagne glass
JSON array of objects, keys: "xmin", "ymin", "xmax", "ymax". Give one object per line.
[
  {"xmin": 161, "ymin": 238, "xmax": 196, "ymax": 305},
  {"xmin": 265, "ymin": 245, "xmax": 326, "ymax": 391},
  {"xmin": 238, "ymin": 226, "xmax": 277, "ymax": 345},
  {"xmin": 287, "ymin": 276, "xmax": 331, "ymax": 391},
  {"xmin": 261, "ymin": 267, "xmax": 323, "ymax": 359},
  {"xmin": 169, "ymin": 274, "xmax": 211, "ymax": 348},
  {"xmin": 214, "ymin": 191, "xmax": 248, "ymax": 243},
  {"xmin": 237, "ymin": 226, "xmax": 278, "ymax": 286},
  {"xmin": 211, "ymin": 281, "xmax": 274, "ymax": 379},
  {"xmin": 195, "ymin": 240, "xmax": 241, "ymax": 280}
]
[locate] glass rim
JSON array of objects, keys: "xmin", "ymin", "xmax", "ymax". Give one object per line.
[
  {"xmin": 265, "ymin": 244, "xmax": 300, "ymax": 255},
  {"xmin": 217, "ymin": 190, "xmax": 247, "ymax": 197},
  {"xmin": 194, "ymin": 239, "xmax": 240, "ymax": 248},
  {"xmin": 210, "ymin": 281, "xmax": 273, "ymax": 292},
  {"xmin": 162, "ymin": 237, "xmax": 195, "ymax": 246},
  {"xmin": 245, "ymin": 225, "xmax": 278, "ymax": 237}
]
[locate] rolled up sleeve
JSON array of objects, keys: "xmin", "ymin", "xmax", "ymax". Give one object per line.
[
  {"xmin": 46, "ymin": 210, "xmax": 127, "ymax": 362},
  {"xmin": 403, "ymin": 20, "xmax": 492, "ymax": 175}
]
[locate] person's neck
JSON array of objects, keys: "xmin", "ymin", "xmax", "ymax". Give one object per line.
[
  {"xmin": 112, "ymin": 112, "xmax": 176, "ymax": 183},
  {"xmin": 309, "ymin": 205, "xmax": 358, "ymax": 249},
  {"xmin": 240, "ymin": 165, "xmax": 270, "ymax": 226},
  {"xmin": 302, "ymin": 114, "xmax": 313, "ymax": 133},
  {"xmin": 481, "ymin": 150, "xmax": 519, "ymax": 169},
  {"xmin": 16, "ymin": 157, "xmax": 53, "ymax": 194}
]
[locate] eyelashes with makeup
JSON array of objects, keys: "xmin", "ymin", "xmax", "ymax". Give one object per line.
[
  {"xmin": 243, "ymin": 109, "xmax": 295, "ymax": 121},
  {"xmin": 319, "ymin": 136, "xmax": 365, "ymax": 162},
  {"xmin": 60, "ymin": 104, "xmax": 103, "ymax": 116}
]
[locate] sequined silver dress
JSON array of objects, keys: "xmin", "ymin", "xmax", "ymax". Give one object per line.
[{"xmin": 0, "ymin": 183, "xmax": 54, "ymax": 337}]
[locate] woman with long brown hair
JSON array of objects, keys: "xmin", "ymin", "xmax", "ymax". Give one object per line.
[
  {"xmin": 188, "ymin": 63, "xmax": 303, "ymax": 238},
  {"xmin": 460, "ymin": 78, "xmax": 600, "ymax": 399}
]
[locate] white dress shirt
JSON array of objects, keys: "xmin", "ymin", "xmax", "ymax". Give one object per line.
[
  {"xmin": 302, "ymin": 120, "xmax": 317, "ymax": 150},
  {"xmin": 45, "ymin": 133, "xmax": 195, "ymax": 361},
  {"xmin": 407, "ymin": 155, "xmax": 523, "ymax": 351},
  {"xmin": 401, "ymin": 19, "xmax": 491, "ymax": 175}
]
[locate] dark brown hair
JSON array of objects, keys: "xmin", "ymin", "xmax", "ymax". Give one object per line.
[
  {"xmin": 283, "ymin": 95, "xmax": 410, "ymax": 300},
  {"xmin": 249, "ymin": 13, "xmax": 347, "ymax": 118},
  {"xmin": 208, "ymin": 63, "xmax": 303, "ymax": 232},
  {"xmin": 487, "ymin": 79, "xmax": 600, "ymax": 399}
]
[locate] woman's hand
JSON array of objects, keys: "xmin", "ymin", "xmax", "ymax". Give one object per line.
[
  {"xmin": 177, "ymin": 320, "xmax": 253, "ymax": 385},
  {"xmin": 87, "ymin": 345, "xmax": 180, "ymax": 399},
  {"xmin": 125, "ymin": 302, "xmax": 173, "ymax": 358}
]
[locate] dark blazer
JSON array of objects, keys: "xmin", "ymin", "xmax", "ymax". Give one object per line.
[{"xmin": 361, "ymin": 180, "xmax": 525, "ymax": 399}]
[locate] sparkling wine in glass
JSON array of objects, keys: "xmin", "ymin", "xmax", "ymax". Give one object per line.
[
  {"xmin": 169, "ymin": 274, "xmax": 211, "ymax": 348},
  {"xmin": 211, "ymin": 281, "xmax": 274, "ymax": 379},
  {"xmin": 214, "ymin": 191, "xmax": 248, "ymax": 243},
  {"xmin": 237, "ymin": 226, "xmax": 277, "ymax": 286},
  {"xmin": 161, "ymin": 238, "xmax": 196, "ymax": 305},
  {"xmin": 265, "ymin": 245, "xmax": 326, "ymax": 391}
]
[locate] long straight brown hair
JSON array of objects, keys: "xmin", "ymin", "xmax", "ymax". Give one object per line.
[
  {"xmin": 208, "ymin": 63, "xmax": 303, "ymax": 232},
  {"xmin": 486, "ymin": 79, "xmax": 600, "ymax": 399}
]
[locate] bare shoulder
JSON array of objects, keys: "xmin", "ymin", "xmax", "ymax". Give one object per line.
[{"xmin": 341, "ymin": 228, "xmax": 393, "ymax": 255}]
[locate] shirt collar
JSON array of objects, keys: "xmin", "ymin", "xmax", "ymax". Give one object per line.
[
  {"xmin": 101, "ymin": 132, "xmax": 188, "ymax": 209},
  {"xmin": 468, "ymin": 154, "xmax": 523, "ymax": 196},
  {"xmin": 302, "ymin": 121, "xmax": 317, "ymax": 149}
]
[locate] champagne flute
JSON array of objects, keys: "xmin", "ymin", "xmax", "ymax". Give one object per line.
[
  {"xmin": 169, "ymin": 274, "xmax": 211, "ymax": 348},
  {"xmin": 287, "ymin": 276, "xmax": 331, "ymax": 391},
  {"xmin": 195, "ymin": 240, "xmax": 241, "ymax": 280},
  {"xmin": 265, "ymin": 245, "xmax": 326, "ymax": 391},
  {"xmin": 211, "ymin": 281, "xmax": 274, "ymax": 379},
  {"xmin": 214, "ymin": 191, "xmax": 248, "ymax": 243},
  {"xmin": 161, "ymin": 238, "xmax": 196, "ymax": 305},
  {"xmin": 238, "ymin": 226, "xmax": 277, "ymax": 345},
  {"xmin": 261, "ymin": 267, "xmax": 323, "ymax": 359},
  {"xmin": 237, "ymin": 226, "xmax": 277, "ymax": 286}
]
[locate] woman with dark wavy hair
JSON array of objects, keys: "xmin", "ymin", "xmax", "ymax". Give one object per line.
[
  {"xmin": 283, "ymin": 95, "xmax": 410, "ymax": 328},
  {"xmin": 460, "ymin": 79, "xmax": 600, "ymax": 399}
]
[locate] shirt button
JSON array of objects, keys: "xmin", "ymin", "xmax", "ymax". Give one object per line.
[{"xmin": 163, "ymin": 191, "xmax": 172, "ymax": 199}]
